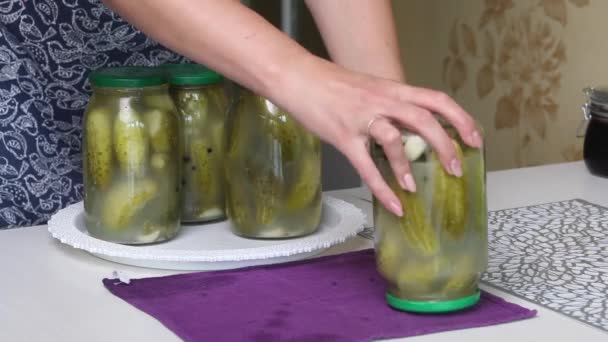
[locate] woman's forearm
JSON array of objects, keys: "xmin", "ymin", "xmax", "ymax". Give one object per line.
[
  {"xmin": 102, "ymin": 0, "xmax": 316, "ymax": 98},
  {"xmin": 305, "ymin": 0, "xmax": 404, "ymax": 82}
]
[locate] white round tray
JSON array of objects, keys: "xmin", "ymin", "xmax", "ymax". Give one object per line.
[{"xmin": 48, "ymin": 196, "xmax": 366, "ymax": 271}]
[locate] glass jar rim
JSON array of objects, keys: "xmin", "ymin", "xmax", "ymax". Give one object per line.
[
  {"xmin": 91, "ymin": 83, "xmax": 168, "ymax": 94},
  {"xmin": 162, "ymin": 63, "xmax": 223, "ymax": 86},
  {"xmin": 89, "ymin": 66, "xmax": 166, "ymax": 88},
  {"xmin": 584, "ymin": 86, "xmax": 608, "ymax": 104},
  {"xmin": 584, "ymin": 87, "xmax": 608, "ymax": 118}
]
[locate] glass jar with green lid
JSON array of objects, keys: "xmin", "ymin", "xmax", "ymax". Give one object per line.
[
  {"xmin": 371, "ymin": 122, "xmax": 487, "ymax": 313},
  {"xmin": 83, "ymin": 66, "xmax": 181, "ymax": 244},
  {"xmin": 165, "ymin": 63, "xmax": 228, "ymax": 223},
  {"xmin": 224, "ymin": 87, "xmax": 322, "ymax": 238}
]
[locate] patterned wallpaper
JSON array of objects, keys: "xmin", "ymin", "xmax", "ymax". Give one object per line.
[{"xmin": 393, "ymin": 0, "xmax": 601, "ymax": 171}]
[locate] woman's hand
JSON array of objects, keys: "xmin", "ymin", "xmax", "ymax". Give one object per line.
[{"xmin": 268, "ymin": 56, "xmax": 483, "ymax": 217}]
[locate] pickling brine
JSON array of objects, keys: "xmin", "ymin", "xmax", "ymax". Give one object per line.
[
  {"xmin": 225, "ymin": 88, "xmax": 322, "ymax": 238},
  {"xmin": 83, "ymin": 67, "xmax": 181, "ymax": 244},
  {"xmin": 372, "ymin": 123, "xmax": 487, "ymax": 313},
  {"xmin": 165, "ymin": 64, "xmax": 228, "ymax": 223}
]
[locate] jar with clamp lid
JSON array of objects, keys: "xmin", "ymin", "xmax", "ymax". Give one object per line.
[{"xmin": 581, "ymin": 87, "xmax": 608, "ymax": 177}]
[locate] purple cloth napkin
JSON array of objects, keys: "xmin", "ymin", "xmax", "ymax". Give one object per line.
[{"xmin": 103, "ymin": 249, "xmax": 536, "ymax": 342}]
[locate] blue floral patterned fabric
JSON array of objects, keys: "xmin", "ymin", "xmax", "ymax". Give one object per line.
[{"xmin": 0, "ymin": 0, "xmax": 186, "ymax": 228}]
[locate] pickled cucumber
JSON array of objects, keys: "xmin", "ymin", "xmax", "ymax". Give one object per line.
[
  {"xmin": 441, "ymin": 255, "xmax": 478, "ymax": 296},
  {"xmin": 304, "ymin": 132, "xmax": 321, "ymax": 153},
  {"xmin": 155, "ymin": 196, "xmax": 179, "ymax": 228},
  {"xmin": 137, "ymin": 222, "xmax": 162, "ymax": 244},
  {"xmin": 227, "ymin": 111, "xmax": 245, "ymax": 158},
  {"xmin": 144, "ymin": 109, "xmax": 177, "ymax": 153},
  {"xmin": 285, "ymin": 154, "xmax": 321, "ymax": 210},
  {"xmin": 306, "ymin": 193, "xmax": 322, "ymax": 228},
  {"xmin": 150, "ymin": 153, "xmax": 169, "ymax": 172},
  {"xmin": 396, "ymin": 257, "xmax": 446, "ymax": 295},
  {"xmin": 143, "ymin": 177, "xmax": 179, "ymax": 235},
  {"xmin": 227, "ymin": 200, "xmax": 250, "ymax": 231},
  {"xmin": 252, "ymin": 170, "xmax": 281, "ymax": 225},
  {"xmin": 376, "ymin": 231, "xmax": 401, "ymax": 280},
  {"xmin": 114, "ymin": 108, "xmax": 148, "ymax": 177},
  {"xmin": 191, "ymin": 139, "xmax": 217, "ymax": 198},
  {"xmin": 397, "ymin": 187, "xmax": 439, "ymax": 256},
  {"xmin": 85, "ymin": 108, "xmax": 113, "ymax": 190},
  {"xmin": 264, "ymin": 115, "xmax": 299, "ymax": 162},
  {"xmin": 149, "ymin": 152, "xmax": 178, "ymax": 192},
  {"xmin": 465, "ymin": 148, "xmax": 487, "ymax": 233},
  {"xmin": 226, "ymin": 94, "xmax": 255, "ymax": 158},
  {"xmin": 208, "ymin": 87, "xmax": 228, "ymax": 116},
  {"xmin": 101, "ymin": 179, "xmax": 158, "ymax": 230},
  {"xmin": 432, "ymin": 141, "xmax": 466, "ymax": 239},
  {"xmin": 210, "ymin": 122, "xmax": 225, "ymax": 150},
  {"xmin": 144, "ymin": 93, "xmax": 174, "ymax": 112},
  {"xmin": 226, "ymin": 177, "xmax": 254, "ymax": 231}
]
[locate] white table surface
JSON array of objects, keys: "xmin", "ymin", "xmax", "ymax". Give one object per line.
[{"xmin": 1, "ymin": 161, "xmax": 607, "ymax": 341}]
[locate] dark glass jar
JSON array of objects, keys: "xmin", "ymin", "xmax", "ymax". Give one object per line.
[
  {"xmin": 83, "ymin": 67, "xmax": 181, "ymax": 244},
  {"xmin": 582, "ymin": 87, "xmax": 608, "ymax": 177},
  {"xmin": 371, "ymin": 122, "xmax": 487, "ymax": 313},
  {"xmin": 165, "ymin": 64, "xmax": 228, "ymax": 223}
]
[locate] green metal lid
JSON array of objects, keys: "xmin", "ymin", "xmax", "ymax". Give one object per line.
[
  {"xmin": 89, "ymin": 66, "xmax": 166, "ymax": 88},
  {"xmin": 162, "ymin": 63, "xmax": 223, "ymax": 86},
  {"xmin": 386, "ymin": 290, "xmax": 480, "ymax": 313}
]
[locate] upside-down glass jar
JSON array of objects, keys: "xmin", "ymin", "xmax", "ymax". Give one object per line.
[{"xmin": 371, "ymin": 123, "xmax": 488, "ymax": 313}]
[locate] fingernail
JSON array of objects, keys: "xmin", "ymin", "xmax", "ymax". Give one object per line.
[
  {"xmin": 398, "ymin": 176, "xmax": 408, "ymax": 190},
  {"xmin": 450, "ymin": 158, "xmax": 463, "ymax": 177},
  {"xmin": 403, "ymin": 173, "xmax": 417, "ymax": 192},
  {"xmin": 390, "ymin": 201, "xmax": 403, "ymax": 217},
  {"xmin": 471, "ymin": 131, "xmax": 483, "ymax": 148}
]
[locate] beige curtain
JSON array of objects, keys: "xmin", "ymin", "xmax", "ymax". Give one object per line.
[{"xmin": 392, "ymin": 0, "xmax": 602, "ymax": 171}]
